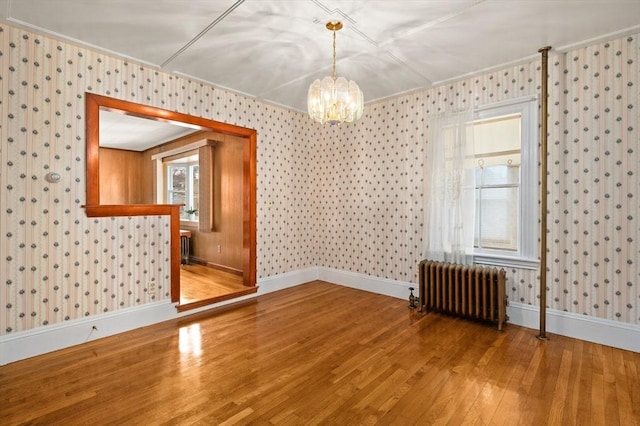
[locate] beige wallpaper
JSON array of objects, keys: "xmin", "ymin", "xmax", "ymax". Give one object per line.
[
  {"xmin": 316, "ymin": 34, "xmax": 638, "ymax": 324},
  {"xmin": 0, "ymin": 24, "xmax": 315, "ymax": 334},
  {"xmin": 1, "ymin": 23, "xmax": 637, "ymax": 336}
]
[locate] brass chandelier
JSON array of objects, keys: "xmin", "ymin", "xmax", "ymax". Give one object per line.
[{"xmin": 307, "ymin": 21, "xmax": 364, "ymax": 125}]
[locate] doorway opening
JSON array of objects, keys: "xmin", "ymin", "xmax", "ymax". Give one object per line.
[{"xmin": 84, "ymin": 93, "xmax": 257, "ymax": 313}]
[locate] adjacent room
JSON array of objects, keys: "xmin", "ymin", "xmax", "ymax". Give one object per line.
[{"xmin": 1, "ymin": 0, "xmax": 638, "ymax": 424}]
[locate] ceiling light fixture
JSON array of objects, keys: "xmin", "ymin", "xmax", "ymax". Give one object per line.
[{"xmin": 307, "ymin": 21, "xmax": 364, "ymax": 125}]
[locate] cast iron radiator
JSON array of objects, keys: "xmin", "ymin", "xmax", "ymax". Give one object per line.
[{"xmin": 418, "ymin": 260, "xmax": 508, "ymax": 331}]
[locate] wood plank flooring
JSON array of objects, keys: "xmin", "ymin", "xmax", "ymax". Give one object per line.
[
  {"xmin": 180, "ymin": 264, "xmax": 245, "ymax": 304},
  {"xmin": 1, "ymin": 281, "xmax": 639, "ymax": 425}
]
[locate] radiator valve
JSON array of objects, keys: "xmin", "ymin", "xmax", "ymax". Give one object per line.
[{"xmin": 408, "ymin": 287, "xmax": 418, "ymax": 310}]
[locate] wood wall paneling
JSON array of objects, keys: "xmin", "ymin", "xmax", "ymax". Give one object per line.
[
  {"xmin": 145, "ymin": 132, "xmax": 244, "ymax": 272},
  {"xmin": 98, "ymin": 148, "xmax": 149, "ymax": 204},
  {"xmin": 198, "ymin": 143, "xmax": 215, "ymax": 233},
  {"xmin": 191, "ymin": 135, "xmax": 244, "ymax": 271}
]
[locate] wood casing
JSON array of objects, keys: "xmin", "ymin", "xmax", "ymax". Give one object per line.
[{"xmin": 84, "ymin": 92, "xmax": 257, "ymax": 306}]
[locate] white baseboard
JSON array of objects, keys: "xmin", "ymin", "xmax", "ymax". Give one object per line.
[
  {"xmin": 318, "ymin": 267, "xmax": 414, "ymax": 300},
  {"xmin": 318, "ymin": 269, "xmax": 639, "ymax": 353},
  {"xmin": 2, "ymin": 268, "xmax": 637, "ymax": 365},
  {"xmin": 507, "ymin": 302, "xmax": 640, "ymax": 353},
  {"xmin": 257, "ymin": 267, "xmax": 319, "ymax": 294},
  {"xmin": 0, "ymin": 300, "xmax": 177, "ymax": 365},
  {"xmin": 0, "ymin": 268, "xmax": 319, "ymax": 365}
]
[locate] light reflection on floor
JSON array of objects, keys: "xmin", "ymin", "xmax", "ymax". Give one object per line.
[{"xmin": 179, "ymin": 323, "xmax": 202, "ymax": 356}]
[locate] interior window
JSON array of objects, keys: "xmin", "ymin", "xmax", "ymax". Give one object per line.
[
  {"xmin": 166, "ymin": 154, "xmax": 199, "ymax": 221},
  {"xmin": 472, "ymin": 98, "xmax": 538, "ymax": 269}
]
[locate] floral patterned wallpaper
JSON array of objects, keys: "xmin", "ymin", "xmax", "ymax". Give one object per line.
[{"xmin": 1, "ymin": 23, "xmax": 637, "ymax": 336}]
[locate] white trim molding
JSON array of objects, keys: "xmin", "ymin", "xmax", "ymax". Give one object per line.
[
  {"xmin": 2, "ymin": 268, "xmax": 637, "ymax": 365},
  {"xmin": 0, "ymin": 293, "xmax": 266, "ymax": 366},
  {"xmin": 507, "ymin": 302, "xmax": 640, "ymax": 353},
  {"xmin": 0, "ymin": 268, "xmax": 319, "ymax": 365},
  {"xmin": 257, "ymin": 267, "xmax": 319, "ymax": 295},
  {"xmin": 318, "ymin": 269, "xmax": 639, "ymax": 353},
  {"xmin": 0, "ymin": 300, "xmax": 176, "ymax": 366},
  {"xmin": 318, "ymin": 267, "xmax": 413, "ymax": 300}
]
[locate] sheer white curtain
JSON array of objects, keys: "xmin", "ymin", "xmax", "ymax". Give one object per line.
[{"xmin": 423, "ymin": 110, "xmax": 475, "ymax": 264}]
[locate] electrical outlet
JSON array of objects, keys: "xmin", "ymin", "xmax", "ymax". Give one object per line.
[
  {"xmin": 217, "ymin": 244, "xmax": 221, "ymax": 253},
  {"xmin": 148, "ymin": 282, "xmax": 156, "ymax": 294}
]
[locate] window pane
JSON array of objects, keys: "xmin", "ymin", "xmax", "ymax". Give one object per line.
[
  {"xmin": 169, "ymin": 191, "xmax": 186, "ymax": 206},
  {"xmin": 471, "ymin": 99, "xmax": 537, "ymax": 261},
  {"xmin": 477, "ymin": 187, "xmax": 518, "ymax": 251},
  {"xmin": 477, "ymin": 165, "xmax": 520, "ymax": 186},
  {"xmin": 474, "ymin": 114, "xmax": 520, "ymax": 155},
  {"xmin": 170, "ymin": 167, "xmax": 186, "ymax": 191},
  {"xmin": 166, "ymin": 158, "xmax": 199, "ymax": 222},
  {"xmin": 191, "ymin": 165, "xmax": 199, "ymax": 197}
]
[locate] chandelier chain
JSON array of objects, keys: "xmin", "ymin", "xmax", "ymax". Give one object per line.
[{"xmin": 332, "ymin": 28, "xmax": 337, "ymax": 80}]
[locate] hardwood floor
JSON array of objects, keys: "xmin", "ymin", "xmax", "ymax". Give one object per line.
[
  {"xmin": 1, "ymin": 281, "xmax": 639, "ymax": 425},
  {"xmin": 180, "ymin": 263, "xmax": 246, "ymax": 304}
]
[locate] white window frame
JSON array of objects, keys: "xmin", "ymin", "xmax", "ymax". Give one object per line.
[
  {"xmin": 167, "ymin": 161, "xmax": 199, "ymax": 222},
  {"xmin": 473, "ymin": 96, "xmax": 539, "ymax": 270}
]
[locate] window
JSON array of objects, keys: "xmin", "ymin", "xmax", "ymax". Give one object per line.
[
  {"xmin": 152, "ymin": 138, "xmax": 216, "ymax": 232},
  {"xmin": 472, "ymin": 98, "xmax": 538, "ymax": 269},
  {"xmin": 166, "ymin": 155, "xmax": 199, "ymax": 221}
]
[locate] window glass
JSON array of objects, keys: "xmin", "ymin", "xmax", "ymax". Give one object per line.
[
  {"xmin": 475, "ymin": 186, "xmax": 519, "ymax": 251},
  {"xmin": 190, "ymin": 164, "xmax": 200, "ymax": 218},
  {"xmin": 166, "ymin": 155, "xmax": 199, "ymax": 221},
  {"xmin": 168, "ymin": 166, "xmax": 187, "ymax": 205},
  {"xmin": 470, "ymin": 97, "xmax": 538, "ymax": 268},
  {"xmin": 474, "ymin": 114, "xmax": 522, "ymax": 253}
]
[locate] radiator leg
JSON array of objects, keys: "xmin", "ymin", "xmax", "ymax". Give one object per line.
[
  {"xmin": 180, "ymin": 235, "xmax": 190, "ymax": 265},
  {"xmin": 408, "ymin": 287, "xmax": 418, "ymax": 310}
]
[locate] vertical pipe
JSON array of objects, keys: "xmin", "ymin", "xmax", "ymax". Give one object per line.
[
  {"xmin": 537, "ymin": 46, "xmax": 552, "ymax": 340},
  {"xmin": 419, "ymin": 260, "xmax": 425, "ymax": 312}
]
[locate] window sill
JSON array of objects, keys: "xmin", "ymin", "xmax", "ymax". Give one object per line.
[
  {"xmin": 179, "ymin": 220, "xmax": 198, "ymax": 228},
  {"xmin": 473, "ymin": 254, "xmax": 539, "ymax": 270}
]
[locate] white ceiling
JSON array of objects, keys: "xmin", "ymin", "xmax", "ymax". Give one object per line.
[
  {"xmin": 99, "ymin": 110, "xmax": 197, "ymax": 151},
  {"xmin": 3, "ymin": 0, "xmax": 639, "ymax": 113}
]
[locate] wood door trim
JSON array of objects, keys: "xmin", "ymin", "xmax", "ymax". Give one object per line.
[{"xmin": 83, "ymin": 92, "xmax": 257, "ymax": 309}]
